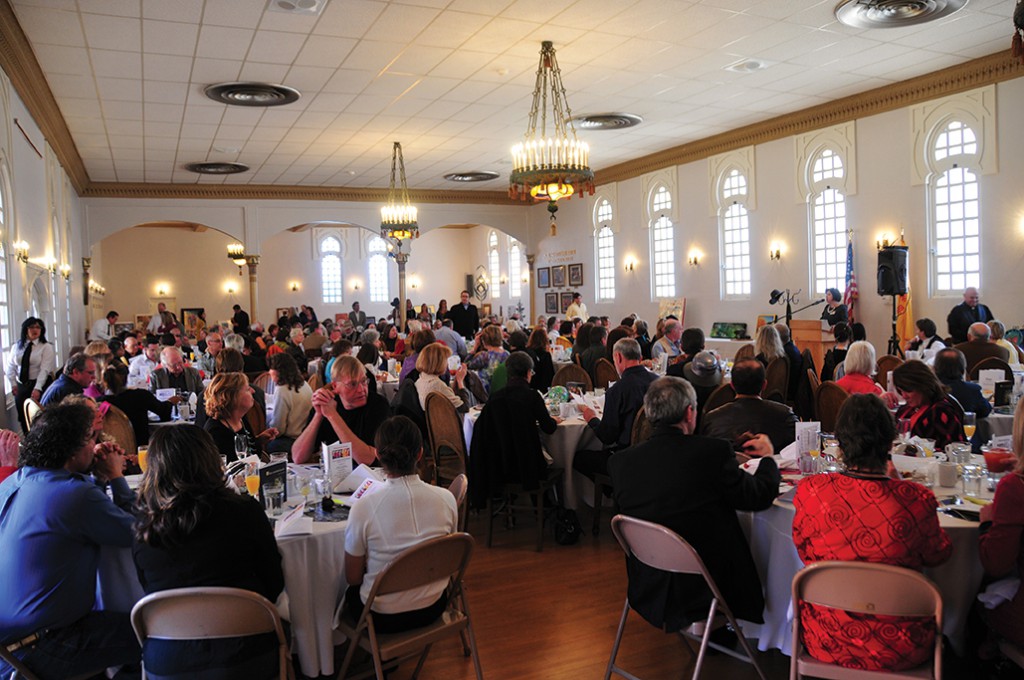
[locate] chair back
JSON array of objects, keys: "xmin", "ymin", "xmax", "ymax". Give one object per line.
[
  {"xmin": 969, "ymin": 356, "xmax": 1013, "ymax": 382},
  {"xmin": 593, "ymin": 358, "xmax": 618, "ymax": 390},
  {"xmin": 733, "ymin": 343, "xmax": 755, "ymax": 361},
  {"xmin": 792, "ymin": 561, "xmax": 942, "ymax": 679},
  {"xmin": 306, "ymin": 372, "xmax": 323, "ymax": 391},
  {"xmin": 425, "ymin": 392, "xmax": 467, "ymax": 483},
  {"xmin": 630, "ymin": 405, "xmax": 653, "ymax": 446},
  {"xmin": 764, "ymin": 356, "xmax": 789, "ymax": 400},
  {"xmin": 131, "ymin": 587, "xmax": 290, "ymax": 680},
  {"xmin": 304, "ymin": 347, "xmax": 322, "ymax": 360},
  {"xmin": 701, "ymin": 383, "xmax": 736, "ymax": 416},
  {"xmin": 24, "ymin": 397, "xmax": 42, "ymax": 430},
  {"xmin": 815, "ymin": 381, "xmax": 849, "ymax": 432},
  {"xmin": 251, "ymin": 371, "xmax": 272, "ymax": 393},
  {"xmin": 448, "ymin": 474, "xmax": 468, "ymax": 532},
  {"xmin": 800, "ymin": 349, "xmax": 815, "ymax": 377},
  {"xmin": 244, "ymin": 402, "xmax": 266, "ymax": 438},
  {"xmin": 551, "ymin": 363, "xmax": 593, "ymax": 391},
  {"xmin": 366, "ymin": 533, "xmax": 474, "ymax": 599},
  {"xmin": 103, "ymin": 404, "xmax": 136, "ymax": 455},
  {"xmin": 875, "ymin": 354, "xmax": 904, "ymax": 390}
]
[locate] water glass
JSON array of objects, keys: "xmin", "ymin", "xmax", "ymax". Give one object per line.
[
  {"xmin": 961, "ymin": 463, "xmax": 983, "ymax": 498},
  {"xmin": 263, "ymin": 481, "xmax": 285, "ymax": 516}
]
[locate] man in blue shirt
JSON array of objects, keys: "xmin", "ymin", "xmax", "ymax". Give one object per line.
[
  {"xmin": 39, "ymin": 352, "xmax": 96, "ymax": 406},
  {"xmin": 435, "ymin": 319, "xmax": 468, "ymax": 360},
  {"xmin": 0, "ymin": 401, "xmax": 140, "ymax": 678}
]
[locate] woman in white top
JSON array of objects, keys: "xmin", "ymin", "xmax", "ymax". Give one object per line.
[
  {"xmin": 343, "ymin": 415, "xmax": 457, "ymax": 632},
  {"xmin": 265, "ymin": 353, "xmax": 313, "ymax": 455},
  {"xmin": 989, "ymin": 320, "xmax": 1022, "ymax": 368},
  {"xmin": 6, "ymin": 317, "xmax": 56, "ymax": 432},
  {"xmin": 414, "ymin": 342, "xmax": 468, "ymax": 413}
]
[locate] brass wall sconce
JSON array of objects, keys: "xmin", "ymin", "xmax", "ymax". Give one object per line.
[{"xmin": 13, "ymin": 240, "xmax": 28, "ymax": 263}]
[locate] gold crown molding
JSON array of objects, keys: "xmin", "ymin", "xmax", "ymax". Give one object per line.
[
  {"xmin": 0, "ymin": 0, "xmax": 88, "ymax": 192},
  {"xmin": 80, "ymin": 181, "xmax": 516, "ymax": 205},
  {"xmin": 595, "ymin": 51, "xmax": 1024, "ymax": 187}
]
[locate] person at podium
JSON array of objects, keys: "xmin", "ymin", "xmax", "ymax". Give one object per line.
[{"xmin": 820, "ymin": 288, "xmax": 848, "ymax": 327}]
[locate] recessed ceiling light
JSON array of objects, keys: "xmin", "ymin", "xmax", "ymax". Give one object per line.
[
  {"xmin": 267, "ymin": 0, "xmax": 326, "ymax": 16},
  {"xmin": 570, "ymin": 113, "xmax": 644, "ymax": 130},
  {"xmin": 212, "ymin": 145, "xmax": 238, "ymax": 154},
  {"xmin": 724, "ymin": 58, "xmax": 770, "ymax": 74},
  {"xmin": 834, "ymin": 0, "xmax": 967, "ymax": 28},
  {"xmin": 444, "ymin": 171, "xmax": 501, "ymax": 182},
  {"xmin": 204, "ymin": 82, "xmax": 301, "ymax": 107},
  {"xmin": 184, "ymin": 162, "xmax": 249, "ymax": 175}
]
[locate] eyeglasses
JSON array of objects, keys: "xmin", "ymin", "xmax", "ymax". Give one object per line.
[{"xmin": 339, "ymin": 378, "xmax": 369, "ymax": 390}]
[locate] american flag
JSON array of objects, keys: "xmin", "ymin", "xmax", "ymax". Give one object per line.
[{"xmin": 843, "ymin": 237, "xmax": 858, "ymax": 322}]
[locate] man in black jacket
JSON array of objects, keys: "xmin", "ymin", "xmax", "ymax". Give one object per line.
[
  {"xmin": 701, "ymin": 359, "xmax": 798, "ymax": 453},
  {"xmin": 446, "ymin": 290, "xmax": 479, "ymax": 340},
  {"xmin": 609, "ymin": 376, "xmax": 779, "ymax": 630},
  {"xmin": 947, "ymin": 287, "xmax": 994, "ymax": 344}
]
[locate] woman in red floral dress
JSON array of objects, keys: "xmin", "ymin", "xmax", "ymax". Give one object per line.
[
  {"xmin": 793, "ymin": 393, "xmax": 952, "ymax": 671},
  {"xmin": 892, "ymin": 359, "xmax": 966, "ymax": 450}
]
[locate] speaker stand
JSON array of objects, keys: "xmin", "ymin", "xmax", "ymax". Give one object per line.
[{"xmin": 886, "ymin": 294, "xmax": 904, "ymax": 359}]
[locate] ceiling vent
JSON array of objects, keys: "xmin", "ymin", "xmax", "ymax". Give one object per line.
[
  {"xmin": 184, "ymin": 162, "xmax": 250, "ymax": 175},
  {"xmin": 570, "ymin": 113, "xmax": 644, "ymax": 130},
  {"xmin": 724, "ymin": 58, "xmax": 770, "ymax": 74},
  {"xmin": 444, "ymin": 171, "xmax": 501, "ymax": 182},
  {"xmin": 834, "ymin": 0, "xmax": 968, "ymax": 28},
  {"xmin": 266, "ymin": 0, "xmax": 327, "ymax": 16},
  {"xmin": 204, "ymin": 82, "xmax": 301, "ymax": 107}
]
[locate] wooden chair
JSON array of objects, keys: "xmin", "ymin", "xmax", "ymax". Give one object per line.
[
  {"xmin": 335, "ymin": 533, "xmax": 483, "ymax": 680},
  {"xmin": 630, "ymin": 405, "xmax": 653, "ymax": 446},
  {"xmin": 23, "ymin": 397, "xmax": 42, "ymax": 431},
  {"xmin": 448, "ymin": 474, "xmax": 468, "ymax": 532},
  {"xmin": 131, "ymin": 587, "xmax": 293, "ymax": 680},
  {"xmin": 304, "ymin": 347, "xmax": 322, "ymax": 360},
  {"xmin": 103, "ymin": 404, "xmax": 136, "ymax": 456},
  {"xmin": 794, "ymin": 350, "xmax": 818, "ymax": 421},
  {"xmin": 701, "ymin": 383, "xmax": 736, "ymax": 417},
  {"xmin": 791, "ymin": 561, "xmax": 942, "ymax": 680},
  {"xmin": 594, "ymin": 358, "xmax": 618, "ymax": 390},
  {"xmin": 306, "ymin": 371, "xmax": 324, "ymax": 391},
  {"xmin": 551, "ymin": 363, "xmax": 593, "ymax": 392},
  {"xmin": 733, "ymin": 343, "xmax": 755, "ymax": 361},
  {"xmin": 251, "ymin": 371, "xmax": 272, "ymax": 393},
  {"xmin": 605, "ymin": 515, "xmax": 768, "ymax": 680},
  {"xmin": 486, "ymin": 468, "xmax": 564, "ymax": 553},
  {"xmin": 968, "ymin": 356, "xmax": 1013, "ymax": 382},
  {"xmin": 764, "ymin": 356, "xmax": 789, "ymax": 402},
  {"xmin": 805, "ymin": 369, "xmax": 822, "ymax": 420},
  {"xmin": 424, "ymin": 392, "xmax": 467, "ymax": 486},
  {"xmin": 815, "ymin": 382, "xmax": 849, "ymax": 433},
  {"xmin": 244, "ymin": 402, "xmax": 267, "ymax": 439},
  {"xmin": 875, "ymin": 354, "xmax": 904, "ymax": 391}
]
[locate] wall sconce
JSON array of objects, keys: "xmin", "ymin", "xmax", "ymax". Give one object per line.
[
  {"xmin": 499, "ymin": 275, "xmax": 507, "ymax": 286},
  {"xmin": 59, "ymin": 263, "xmax": 71, "ymax": 281},
  {"xmin": 224, "ymin": 281, "xmax": 237, "ymax": 295},
  {"xmin": 156, "ymin": 284, "xmax": 168, "ymax": 296},
  {"xmin": 226, "ymin": 242, "xmax": 246, "ymax": 275},
  {"xmin": 624, "ymin": 256, "xmax": 637, "ymax": 272},
  {"xmin": 769, "ymin": 241, "xmax": 785, "ymax": 261},
  {"xmin": 88, "ymin": 280, "xmax": 106, "ymax": 295},
  {"xmin": 687, "ymin": 249, "xmax": 703, "ymax": 267},
  {"xmin": 350, "ymin": 278, "xmax": 362, "ymax": 291},
  {"xmin": 13, "ymin": 240, "xmax": 28, "ymax": 263},
  {"xmin": 42, "ymin": 257, "xmax": 56, "ymax": 274},
  {"xmin": 289, "ymin": 281, "xmax": 300, "ymax": 292}
]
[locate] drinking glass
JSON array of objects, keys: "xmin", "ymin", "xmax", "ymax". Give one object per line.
[
  {"xmin": 137, "ymin": 445, "xmax": 149, "ymax": 473},
  {"xmin": 234, "ymin": 433, "xmax": 248, "ymax": 461},
  {"xmin": 244, "ymin": 461, "xmax": 260, "ymax": 497},
  {"xmin": 297, "ymin": 472, "xmax": 312, "ymax": 504},
  {"xmin": 447, "ymin": 355, "xmax": 461, "ymax": 376},
  {"xmin": 963, "ymin": 412, "xmax": 976, "ymax": 440},
  {"xmin": 961, "ymin": 463, "xmax": 983, "ymax": 499}
]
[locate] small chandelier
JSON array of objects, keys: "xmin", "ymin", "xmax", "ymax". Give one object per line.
[
  {"xmin": 227, "ymin": 242, "xmax": 246, "ymax": 275},
  {"xmin": 509, "ymin": 41, "xmax": 594, "ymax": 236},
  {"xmin": 380, "ymin": 141, "xmax": 419, "ymax": 256}
]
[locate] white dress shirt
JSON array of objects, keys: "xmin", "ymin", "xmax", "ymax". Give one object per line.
[
  {"xmin": 128, "ymin": 353, "xmax": 157, "ymax": 383},
  {"xmin": 5, "ymin": 339, "xmax": 56, "ymax": 391},
  {"xmin": 90, "ymin": 318, "xmax": 114, "ymax": 341}
]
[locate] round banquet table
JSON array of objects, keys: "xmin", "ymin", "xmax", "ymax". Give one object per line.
[
  {"xmin": 463, "ymin": 408, "xmax": 599, "ymax": 510},
  {"xmin": 738, "ymin": 461, "xmax": 989, "ymax": 658}
]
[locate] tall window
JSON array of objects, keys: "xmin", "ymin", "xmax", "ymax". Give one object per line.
[
  {"xmin": 488, "ymin": 231, "xmax": 500, "ymax": 299},
  {"xmin": 0, "ymin": 174, "xmax": 10, "ymax": 396},
  {"xmin": 931, "ymin": 120, "xmax": 980, "ymax": 292},
  {"xmin": 650, "ymin": 186, "xmax": 675, "ymax": 299},
  {"xmin": 808, "ymin": 148, "xmax": 847, "ymax": 295},
  {"xmin": 367, "ymin": 236, "xmax": 389, "ymax": 303},
  {"xmin": 319, "ymin": 236, "xmax": 343, "ymax": 304},
  {"xmin": 508, "ymin": 240, "xmax": 522, "ymax": 299},
  {"xmin": 595, "ymin": 199, "xmax": 615, "ymax": 300},
  {"xmin": 719, "ymin": 169, "xmax": 751, "ymax": 298}
]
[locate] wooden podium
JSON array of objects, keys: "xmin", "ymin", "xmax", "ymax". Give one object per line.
[{"xmin": 791, "ymin": 319, "xmax": 833, "ymax": 374}]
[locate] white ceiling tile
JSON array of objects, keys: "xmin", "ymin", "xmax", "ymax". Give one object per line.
[
  {"xmin": 386, "ymin": 45, "xmax": 452, "ymax": 76},
  {"xmin": 33, "ymin": 45, "xmax": 91, "ymax": 76},
  {"xmin": 201, "ymin": 0, "xmax": 264, "ymax": 29},
  {"xmin": 460, "ymin": 18, "xmax": 542, "ymax": 54},
  {"xmin": 363, "ymin": 4, "xmax": 441, "ymax": 43},
  {"xmin": 295, "ymin": 35, "xmax": 356, "ymax": 68},
  {"xmin": 189, "ymin": 58, "xmax": 244, "ymax": 84},
  {"xmin": 258, "ymin": 8, "xmax": 320, "ymax": 34},
  {"xmin": 81, "ymin": 13, "xmax": 140, "ymax": 52},
  {"xmin": 90, "ymin": 49, "xmax": 142, "ymax": 79},
  {"xmin": 144, "ymin": 103, "xmax": 184, "ymax": 123},
  {"xmin": 96, "ymin": 76, "xmax": 143, "ymax": 103},
  {"xmin": 142, "ymin": 54, "xmax": 193, "ymax": 82},
  {"xmin": 282, "ymin": 65, "xmax": 335, "ymax": 92},
  {"xmin": 314, "ymin": 0, "xmax": 387, "ymax": 38},
  {"xmin": 237, "ymin": 62, "xmax": 290, "ymax": 83},
  {"xmin": 322, "ymin": 69, "xmax": 378, "ymax": 94},
  {"xmin": 415, "ymin": 10, "xmax": 491, "ymax": 48},
  {"xmin": 45, "ymin": 73, "xmax": 98, "ymax": 99},
  {"xmin": 144, "ymin": 81, "xmax": 190, "ymax": 105},
  {"xmin": 247, "ymin": 30, "xmax": 307, "ymax": 65},
  {"xmin": 196, "ymin": 25, "xmax": 255, "ymax": 61},
  {"xmin": 142, "ymin": 0, "xmax": 202, "ymax": 22},
  {"xmin": 14, "ymin": 6, "xmax": 85, "ymax": 47},
  {"xmin": 341, "ymin": 40, "xmax": 406, "ymax": 72},
  {"xmin": 106, "ymin": 118, "xmax": 144, "ymax": 135},
  {"xmin": 143, "ymin": 20, "xmax": 200, "ymax": 57},
  {"xmin": 80, "ymin": 0, "xmax": 140, "ymax": 18},
  {"xmin": 65, "ymin": 116, "xmax": 106, "ymax": 134}
]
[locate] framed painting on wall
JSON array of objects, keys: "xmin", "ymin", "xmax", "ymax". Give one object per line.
[
  {"xmin": 113, "ymin": 322, "xmax": 134, "ymax": 336},
  {"xmin": 181, "ymin": 308, "xmax": 205, "ymax": 335},
  {"xmin": 481, "ymin": 304, "xmax": 492, "ymax": 317},
  {"xmin": 135, "ymin": 314, "xmax": 151, "ymax": 331},
  {"xmin": 545, "ymin": 292, "xmax": 558, "ymax": 314},
  {"xmin": 568, "ymin": 263, "xmax": 583, "ymax": 287},
  {"xmin": 560, "ymin": 292, "xmax": 574, "ymax": 313},
  {"xmin": 537, "ymin": 267, "xmax": 550, "ymax": 288},
  {"xmin": 552, "ymin": 265, "xmax": 566, "ymax": 288},
  {"xmin": 275, "ymin": 308, "xmax": 293, "ymax": 322}
]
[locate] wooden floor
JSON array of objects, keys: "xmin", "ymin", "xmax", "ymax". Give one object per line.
[{"xmin": 332, "ymin": 506, "xmax": 792, "ymax": 680}]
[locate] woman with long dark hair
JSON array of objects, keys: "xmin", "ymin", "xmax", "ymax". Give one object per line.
[
  {"xmin": 132, "ymin": 425, "xmax": 283, "ymax": 676},
  {"xmin": 6, "ymin": 317, "xmax": 56, "ymax": 432},
  {"xmin": 266, "ymin": 353, "xmax": 313, "ymax": 455}
]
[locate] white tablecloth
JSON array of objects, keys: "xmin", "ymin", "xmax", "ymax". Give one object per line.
[
  {"xmin": 463, "ymin": 409, "xmax": 599, "ymax": 509},
  {"xmin": 739, "ymin": 482, "xmax": 987, "ymax": 657},
  {"xmin": 376, "ymin": 378, "xmax": 400, "ymax": 403}
]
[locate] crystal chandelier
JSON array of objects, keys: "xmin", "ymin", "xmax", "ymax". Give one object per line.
[
  {"xmin": 509, "ymin": 41, "xmax": 594, "ymax": 235},
  {"xmin": 380, "ymin": 141, "xmax": 419, "ymax": 252}
]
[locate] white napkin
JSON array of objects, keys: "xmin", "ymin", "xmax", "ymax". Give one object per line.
[
  {"xmin": 779, "ymin": 440, "xmax": 799, "ymax": 461},
  {"xmin": 978, "ymin": 577, "xmax": 1020, "ymax": 610}
]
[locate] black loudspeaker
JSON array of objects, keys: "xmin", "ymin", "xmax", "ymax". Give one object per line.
[
  {"xmin": 877, "ymin": 246, "xmax": 908, "ymax": 296},
  {"xmin": 465, "ymin": 274, "xmax": 474, "ymax": 296}
]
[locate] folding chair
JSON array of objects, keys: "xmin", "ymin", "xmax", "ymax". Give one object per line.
[
  {"xmin": 605, "ymin": 515, "xmax": 767, "ymax": 680},
  {"xmin": 335, "ymin": 533, "xmax": 483, "ymax": 680},
  {"xmin": 791, "ymin": 561, "xmax": 942, "ymax": 679},
  {"xmin": 23, "ymin": 398, "xmax": 41, "ymax": 431},
  {"xmin": 130, "ymin": 586, "xmax": 292, "ymax": 680},
  {"xmin": 448, "ymin": 474, "xmax": 468, "ymax": 532}
]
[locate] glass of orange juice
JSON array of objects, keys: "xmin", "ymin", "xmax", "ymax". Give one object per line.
[
  {"xmin": 137, "ymin": 446, "xmax": 148, "ymax": 472},
  {"xmin": 244, "ymin": 461, "xmax": 260, "ymax": 496},
  {"xmin": 963, "ymin": 411, "xmax": 976, "ymax": 440}
]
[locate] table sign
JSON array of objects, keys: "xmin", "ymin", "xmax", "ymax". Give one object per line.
[
  {"xmin": 979, "ymin": 369, "xmax": 1004, "ymax": 394},
  {"xmin": 322, "ymin": 441, "xmax": 352, "ymax": 486},
  {"xmin": 258, "ymin": 460, "xmax": 287, "ymax": 506},
  {"xmin": 992, "ymin": 435, "xmax": 1013, "ymax": 449},
  {"xmin": 795, "ymin": 422, "xmax": 819, "ymax": 459},
  {"xmin": 155, "ymin": 388, "xmax": 176, "ymax": 401}
]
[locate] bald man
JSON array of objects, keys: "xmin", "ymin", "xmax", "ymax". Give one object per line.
[{"xmin": 947, "ymin": 287, "xmax": 994, "ymax": 344}]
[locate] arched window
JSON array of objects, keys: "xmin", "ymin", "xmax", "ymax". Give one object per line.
[
  {"xmin": 509, "ymin": 240, "xmax": 522, "ymax": 299},
  {"xmin": 650, "ymin": 186, "xmax": 675, "ymax": 299},
  {"xmin": 595, "ymin": 198, "xmax": 615, "ymax": 300},
  {"xmin": 319, "ymin": 235, "xmax": 343, "ymax": 304},
  {"xmin": 488, "ymin": 231, "xmax": 500, "ymax": 299},
  {"xmin": 367, "ymin": 236, "xmax": 389, "ymax": 303},
  {"xmin": 718, "ymin": 169, "xmax": 750, "ymax": 299},
  {"xmin": 808, "ymin": 148, "xmax": 847, "ymax": 295},
  {"xmin": 930, "ymin": 120, "xmax": 980, "ymax": 292}
]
